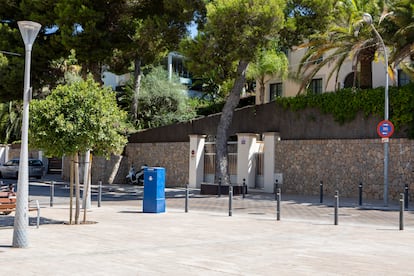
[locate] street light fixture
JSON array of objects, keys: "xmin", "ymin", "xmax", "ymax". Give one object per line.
[
  {"xmin": 362, "ymin": 12, "xmax": 390, "ymax": 206},
  {"xmin": 12, "ymin": 20, "xmax": 41, "ymax": 248}
]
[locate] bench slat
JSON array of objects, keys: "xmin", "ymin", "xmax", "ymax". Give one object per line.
[
  {"xmin": 0, "ymin": 198, "xmax": 16, "ymax": 203},
  {"xmin": 0, "ymin": 203, "xmax": 16, "ymax": 209}
]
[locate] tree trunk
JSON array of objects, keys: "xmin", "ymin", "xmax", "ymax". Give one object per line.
[
  {"xmin": 81, "ymin": 61, "xmax": 102, "ymax": 84},
  {"xmin": 359, "ymin": 59, "xmax": 372, "ymax": 89},
  {"xmin": 358, "ymin": 47, "xmax": 375, "ymax": 89},
  {"xmin": 131, "ymin": 58, "xmax": 142, "ymax": 123},
  {"xmin": 82, "ymin": 149, "xmax": 91, "ymax": 210},
  {"xmin": 215, "ymin": 60, "xmax": 249, "ymax": 186},
  {"xmin": 83, "ymin": 151, "xmax": 92, "ymax": 223},
  {"xmin": 69, "ymin": 156, "xmax": 74, "ymax": 224},
  {"xmin": 74, "ymin": 152, "xmax": 80, "ymax": 224},
  {"xmin": 259, "ymin": 77, "xmax": 265, "ymax": 104}
]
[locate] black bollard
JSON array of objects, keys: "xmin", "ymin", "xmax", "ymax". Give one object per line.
[
  {"xmin": 185, "ymin": 184, "xmax": 189, "ymax": 213},
  {"xmin": 334, "ymin": 190, "xmax": 339, "ymax": 225},
  {"xmin": 218, "ymin": 177, "xmax": 222, "ymax": 198},
  {"xmin": 359, "ymin": 182, "xmax": 363, "ymax": 206},
  {"xmin": 404, "ymin": 184, "xmax": 409, "ymax": 209},
  {"xmin": 400, "ymin": 193, "xmax": 404, "ymax": 230},
  {"xmin": 276, "ymin": 187, "xmax": 281, "ymax": 221},
  {"xmin": 242, "ymin": 178, "xmax": 246, "ymax": 199},
  {"xmin": 274, "ymin": 179, "xmax": 279, "ymax": 200},
  {"xmin": 319, "ymin": 181, "xmax": 323, "ymax": 203},
  {"xmin": 98, "ymin": 180, "xmax": 102, "ymax": 207},
  {"xmin": 229, "ymin": 185, "xmax": 233, "ymax": 217},
  {"xmin": 50, "ymin": 181, "xmax": 54, "ymax": 207}
]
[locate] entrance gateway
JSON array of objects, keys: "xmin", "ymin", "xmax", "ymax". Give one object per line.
[{"xmin": 188, "ymin": 133, "xmax": 282, "ymax": 193}]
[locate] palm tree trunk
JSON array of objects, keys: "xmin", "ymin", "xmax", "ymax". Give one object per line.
[
  {"xmin": 359, "ymin": 59, "xmax": 373, "ymax": 89},
  {"xmin": 215, "ymin": 60, "xmax": 249, "ymax": 186}
]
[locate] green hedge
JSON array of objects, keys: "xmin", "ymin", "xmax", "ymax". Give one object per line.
[{"xmin": 276, "ymin": 83, "xmax": 414, "ymax": 137}]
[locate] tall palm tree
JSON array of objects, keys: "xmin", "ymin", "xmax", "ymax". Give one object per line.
[
  {"xmin": 383, "ymin": 0, "xmax": 414, "ymax": 78},
  {"xmin": 296, "ymin": 0, "xmax": 384, "ymax": 93},
  {"xmin": 247, "ymin": 47, "xmax": 288, "ymax": 104}
]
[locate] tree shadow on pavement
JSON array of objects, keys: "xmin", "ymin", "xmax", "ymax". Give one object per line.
[{"xmin": 0, "ymin": 215, "xmax": 65, "ymax": 228}]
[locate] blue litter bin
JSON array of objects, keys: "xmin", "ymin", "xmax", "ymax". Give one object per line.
[{"xmin": 143, "ymin": 167, "xmax": 165, "ymax": 213}]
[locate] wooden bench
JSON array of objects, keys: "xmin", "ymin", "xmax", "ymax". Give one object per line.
[
  {"xmin": 0, "ymin": 192, "xmax": 16, "ymax": 215},
  {"xmin": 0, "ymin": 192, "xmax": 41, "ymax": 228}
]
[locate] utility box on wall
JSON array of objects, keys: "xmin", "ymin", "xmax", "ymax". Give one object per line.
[{"xmin": 143, "ymin": 167, "xmax": 166, "ymax": 213}]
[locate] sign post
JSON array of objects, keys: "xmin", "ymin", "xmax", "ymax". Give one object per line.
[{"xmin": 377, "ymin": 120, "xmax": 394, "ymax": 206}]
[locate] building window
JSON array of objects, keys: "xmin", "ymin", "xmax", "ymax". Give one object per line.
[
  {"xmin": 398, "ymin": 69, "xmax": 411, "ymax": 87},
  {"xmin": 269, "ymin": 83, "xmax": 283, "ymax": 101},
  {"xmin": 309, "ymin": 78, "xmax": 323, "ymax": 94}
]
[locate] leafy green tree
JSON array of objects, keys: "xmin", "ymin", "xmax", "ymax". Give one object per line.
[
  {"xmin": 131, "ymin": 66, "xmax": 196, "ymax": 129},
  {"xmin": 0, "ymin": 1, "xmax": 67, "ymax": 102},
  {"xmin": 30, "ymin": 76, "xmax": 128, "ymax": 223},
  {"xmin": 280, "ymin": 0, "xmax": 336, "ymax": 48},
  {"xmin": 52, "ymin": 0, "xmax": 128, "ymax": 81},
  {"xmin": 247, "ymin": 47, "xmax": 289, "ymax": 104},
  {"xmin": 181, "ymin": 0, "xmax": 286, "ymax": 185},
  {"xmin": 109, "ymin": 0, "xmax": 205, "ymax": 123}
]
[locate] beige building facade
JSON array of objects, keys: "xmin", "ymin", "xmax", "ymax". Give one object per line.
[{"xmin": 256, "ymin": 47, "xmax": 410, "ymax": 104}]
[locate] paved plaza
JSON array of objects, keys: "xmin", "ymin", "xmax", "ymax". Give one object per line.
[{"xmin": 0, "ymin": 176, "xmax": 413, "ymax": 275}]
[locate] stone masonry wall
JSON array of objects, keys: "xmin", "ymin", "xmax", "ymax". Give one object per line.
[
  {"xmin": 275, "ymin": 139, "xmax": 414, "ymax": 201},
  {"xmin": 125, "ymin": 142, "xmax": 189, "ymax": 187},
  {"xmin": 59, "ymin": 143, "xmax": 189, "ymax": 186}
]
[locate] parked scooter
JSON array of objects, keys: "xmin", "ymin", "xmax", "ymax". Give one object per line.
[{"xmin": 126, "ymin": 164, "xmax": 147, "ymax": 185}]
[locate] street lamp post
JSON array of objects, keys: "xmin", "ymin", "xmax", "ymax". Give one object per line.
[
  {"xmin": 363, "ymin": 13, "xmax": 390, "ymax": 206},
  {"xmin": 12, "ymin": 21, "xmax": 41, "ymax": 248}
]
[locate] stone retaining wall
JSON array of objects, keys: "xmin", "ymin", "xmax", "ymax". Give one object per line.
[
  {"xmin": 125, "ymin": 142, "xmax": 189, "ymax": 187},
  {"xmin": 275, "ymin": 139, "xmax": 413, "ymax": 201}
]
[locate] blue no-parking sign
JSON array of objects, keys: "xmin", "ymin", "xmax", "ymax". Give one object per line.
[{"xmin": 377, "ymin": 120, "xmax": 394, "ymax": 138}]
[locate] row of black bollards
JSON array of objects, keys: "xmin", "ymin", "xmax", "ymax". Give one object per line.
[
  {"xmin": 49, "ymin": 180, "xmax": 103, "ymax": 208},
  {"xmin": 319, "ymin": 181, "xmax": 409, "ymax": 208},
  {"xmin": 183, "ymin": 181, "xmax": 409, "ymax": 229}
]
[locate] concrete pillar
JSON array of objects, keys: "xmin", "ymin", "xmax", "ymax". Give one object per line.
[
  {"xmin": 189, "ymin": 135, "xmax": 206, "ymax": 188},
  {"xmin": 237, "ymin": 133, "xmax": 259, "ymax": 188},
  {"xmin": 263, "ymin": 132, "xmax": 280, "ymax": 193}
]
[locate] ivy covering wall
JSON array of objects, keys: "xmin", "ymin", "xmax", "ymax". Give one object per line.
[{"xmin": 276, "ymin": 83, "xmax": 414, "ymax": 137}]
